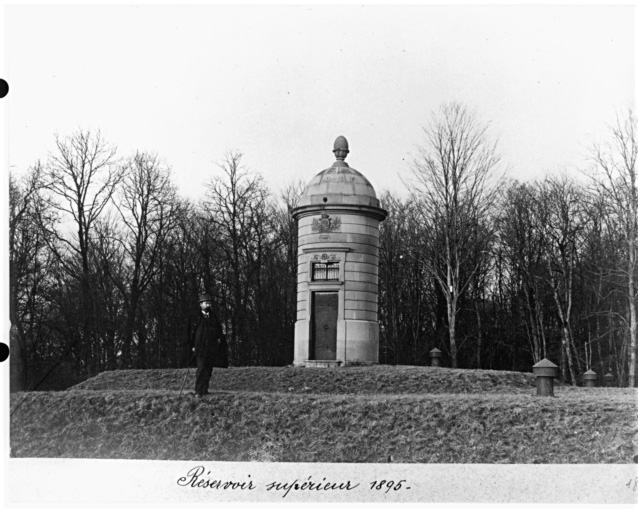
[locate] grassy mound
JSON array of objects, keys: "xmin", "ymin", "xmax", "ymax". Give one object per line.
[
  {"xmin": 71, "ymin": 365, "xmax": 536, "ymax": 395},
  {"xmin": 10, "ymin": 366, "xmax": 636, "ymax": 463},
  {"xmin": 9, "ymin": 387, "xmax": 637, "ymax": 463}
]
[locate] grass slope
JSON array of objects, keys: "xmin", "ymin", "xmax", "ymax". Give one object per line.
[
  {"xmin": 71, "ymin": 365, "xmax": 536, "ymax": 395},
  {"xmin": 10, "ymin": 366, "xmax": 637, "ymax": 463}
]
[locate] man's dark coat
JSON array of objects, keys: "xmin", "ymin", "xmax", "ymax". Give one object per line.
[{"xmin": 185, "ymin": 311, "xmax": 229, "ymax": 368}]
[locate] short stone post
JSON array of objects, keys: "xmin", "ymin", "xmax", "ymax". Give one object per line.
[
  {"xmin": 604, "ymin": 372, "xmax": 615, "ymax": 387},
  {"xmin": 429, "ymin": 348, "xmax": 442, "ymax": 367},
  {"xmin": 532, "ymin": 358, "xmax": 558, "ymax": 397},
  {"xmin": 583, "ymin": 369, "xmax": 597, "ymax": 388}
]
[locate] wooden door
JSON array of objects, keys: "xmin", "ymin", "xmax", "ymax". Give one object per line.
[{"xmin": 311, "ymin": 292, "xmax": 338, "ymax": 360}]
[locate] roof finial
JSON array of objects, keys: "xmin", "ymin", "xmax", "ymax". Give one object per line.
[{"xmin": 333, "ymin": 136, "xmax": 349, "ymax": 161}]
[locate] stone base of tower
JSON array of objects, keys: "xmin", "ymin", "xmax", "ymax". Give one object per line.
[
  {"xmin": 293, "ymin": 320, "xmax": 311, "ymax": 366},
  {"xmin": 292, "ymin": 319, "xmax": 379, "ymax": 367},
  {"xmin": 342, "ymin": 320, "xmax": 379, "ymax": 364}
]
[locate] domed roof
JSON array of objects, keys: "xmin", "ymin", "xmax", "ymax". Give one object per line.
[{"xmin": 298, "ymin": 136, "xmax": 380, "ymax": 208}]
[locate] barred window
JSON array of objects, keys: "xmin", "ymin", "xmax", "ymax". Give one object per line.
[{"xmin": 312, "ymin": 262, "xmax": 340, "ymax": 281}]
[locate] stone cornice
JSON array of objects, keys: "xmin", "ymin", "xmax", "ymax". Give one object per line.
[
  {"xmin": 301, "ymin": 247, "xmax": 352, "ymax": 253},
  {"xmin": 292, "ymin": 203, "xmax": 387, "ymax": 222}
]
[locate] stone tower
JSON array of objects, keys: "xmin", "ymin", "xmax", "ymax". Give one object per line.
[{"xmin": 292, "ymin": 136, "xmax": 387, "ymax": 367}]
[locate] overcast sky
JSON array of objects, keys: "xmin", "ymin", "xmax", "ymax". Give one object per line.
[{"xmin": 5, "ymin": 4, "xmax": 635, "ymax": 201}]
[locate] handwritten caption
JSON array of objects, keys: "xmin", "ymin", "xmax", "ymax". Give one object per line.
[
  {"xmin": 626, "ymin": 477, "xmax": 638, "ymax": 492},
  {"xmin": 177, "ymin": 465, "xmax": 411, "ymax": 498}
]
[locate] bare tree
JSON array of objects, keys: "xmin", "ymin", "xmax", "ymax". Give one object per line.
[
  {"xmin": 274, "ymin": 180, "xmax": 306, "ymax": 340},
  {"xmin": 39, "ymin": 129, "xmax": 123, "ymax": 375},
  {"xmin": 204, "ymin": 151, "xmax": 272, "ymax": 364},
  {"xmin": 378, "ymin": 192, "xmax": 435, "ymax": 365},
  {"xmin": 148, "ymin": 198, "xmax": 204, "ymax": 368},
  {"xmin": 113, "ymin": 152, "xmax": 178, "ymax": 367},
  {"xmin": 498, "ymin": 181, "xmax": 549, "ymax": 363},
  {"xmin": 9, "ymin": 165, "xmax": 52, "ymax": 390},
  {"xmin": 276, "ymin": 180, "xmax": 305, "ymax": 278},
  {"xmin": 589, "ymin": 110, "xmax": 638, "ymax": 386},
  {"xmin": 41, "ymin": 130, "xmax": 121, "ymax": 276},
  {"xmin": 409, "ymin": 102, "xmax": 502, "ymax": 367},
  {"xmin": 90, "ymin": 214, "xmax": 127, "ymax": 370},
  {"xmin": 538, "ymin": 175, "xmax": 587, "ymax": 383}
]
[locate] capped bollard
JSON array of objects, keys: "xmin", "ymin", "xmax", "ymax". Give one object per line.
[
  {"xmin": 532, "ymin": 358, "xmax": 558, "ymax": 397},
  {"xmin": 604, "ymin": 372, "xmax": 615, "ymax": 387},
  {"xmin": 430, "ymin": 348, "xmax": 442, "ymax": 367},
  {"xmin": 583, "ymin": 369, "xmax": 597, "ymax": 388}
]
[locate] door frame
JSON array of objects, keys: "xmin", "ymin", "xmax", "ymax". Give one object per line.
[{"xmin": 310, "ymin": 290, "xmax": 339, "ymax": 360}]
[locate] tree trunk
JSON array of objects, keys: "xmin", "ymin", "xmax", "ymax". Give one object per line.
[
  {"xmin": 523, "ymin": 283, "xmax": 541, "ymax": 362},
  {"xmin": 122, "ymin": 289, "xmax": 140, "ymax": 368},
  {"xmin": 9, "ymin": 260, "xmax": 26, "ymax": 391},
  {"xmin": 562, "ymin": 326, "xmax": 577, "ymax": 385},
  {"xmin": 448, "ymin": 294, "xmax": 458, "ymax": 368},
  {"xmin": 567, "ymin": 324, "xmax": 583, "ymax": 377},
  {"xmin": 9, "ymin": 324, "xmax": 25, "ymax": 392},
  {"xmin": 628, "ymin": 236, "xmax": 637, "ymax": 387},
  {"xmin": 560, "ymin": 329, "xmax": 567, "ymax": 382},
  {"xmin": 475, "ymin": 302, "xmax": 482, "ymax": 369}
]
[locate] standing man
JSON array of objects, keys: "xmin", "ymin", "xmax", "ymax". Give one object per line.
[{"xmin": 186, "ymin": 293, "xmax": 228, "ymax": 398}]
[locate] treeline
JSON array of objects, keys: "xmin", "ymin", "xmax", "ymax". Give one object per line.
[
  {"xmin": 9, "ymin": 104, "xmax": 638, "ymax": 389},
  {"xmin": 379, "ymin": 178, "xmax": 626, "ymax": 380},
  {"xmin": 379, "ymin": 105, "xmax": 638, "ymax": 388},
  {"xmin": 10, "ymin": 134, "xmax": 301, "ymax": 390}
]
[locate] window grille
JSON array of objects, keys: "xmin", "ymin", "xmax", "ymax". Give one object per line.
[{"xmin": 312, "ymin": 262, "xmax": 339, "ymax": 281}]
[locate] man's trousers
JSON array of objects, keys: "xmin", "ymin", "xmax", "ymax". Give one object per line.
[{"xmin": 195, "ymin": 355, "xmax": 214, "ymax": 395}]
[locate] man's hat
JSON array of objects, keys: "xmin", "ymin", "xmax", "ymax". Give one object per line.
[{"xmin": 198, "ymin": 293, "xmax": 212, "ymax": 303}]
